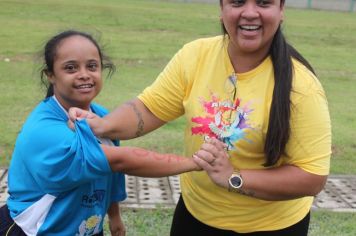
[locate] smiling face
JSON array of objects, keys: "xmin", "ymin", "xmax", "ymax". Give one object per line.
[
  {"xmin": 47, "ymin": 35, "xmax": 102, "ymax": 111},
  {"xmin": 220, "ymin": 0, "xmax": 284, "ymax": 58}
]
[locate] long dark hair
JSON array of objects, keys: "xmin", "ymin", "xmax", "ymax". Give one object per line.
[
  {"xmin": 219, "ymin": 0, "xmax": 315, "ymax": 166},
  {"xmin": 40, "ymin": 30, "xmax": 116, "ymax": 98}
]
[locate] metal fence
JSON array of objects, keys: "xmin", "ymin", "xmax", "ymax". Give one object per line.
[
  {"xmin": 178, "ymin": 0, "xmax": 356, "ymax": 12},
  {"xmin": 287, "ymin": 0, "xmax": 356, "ymax": 12}
]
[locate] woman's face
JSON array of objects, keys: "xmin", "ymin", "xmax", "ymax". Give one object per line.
[
  {"xmin": 47, "ymin": 35, "xmax": 103, "ymax": 111},
  {"xmin": 220, "ymin": 0, "xmax": 284, "ymax": 56}
]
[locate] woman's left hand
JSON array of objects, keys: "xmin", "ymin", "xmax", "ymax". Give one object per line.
[
  {"xmin": 109, "ymin": 215, "xmax": 126, "ymax": 236},
  {"xmin": 193, "ymin": 137, "xmax": 234, "ymax": 189}
]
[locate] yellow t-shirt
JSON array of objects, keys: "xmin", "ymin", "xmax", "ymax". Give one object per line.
[{"xmin": 138, "ymin": 36, "xmax": 331, "ymax": 233}]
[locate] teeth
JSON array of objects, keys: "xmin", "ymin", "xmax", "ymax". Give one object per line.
[
  {"xmin": 77, "ymin": 84, "xmax": 93, "ymax": 89},
  {"xmin": 240, "ymin": 25, "xmax": 260, "ymax": 31}
]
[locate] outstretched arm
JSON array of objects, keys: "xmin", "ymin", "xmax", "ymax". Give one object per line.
[{"xmin": 102, "ymin": 145, "xmax": 200, "ymax": 177}]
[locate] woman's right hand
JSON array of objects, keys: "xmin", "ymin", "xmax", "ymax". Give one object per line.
[{"xmin": 193, "ymin": 138, "xmax": 234, "ymax": 189}]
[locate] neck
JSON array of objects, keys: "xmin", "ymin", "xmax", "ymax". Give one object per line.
[
  {"xmin": 227, "ymin": 43, "xmax": 270, "ymax": 73},
  {"xmin": 52, "ymin": 94, "xmax": 90, "ymax": 112}
]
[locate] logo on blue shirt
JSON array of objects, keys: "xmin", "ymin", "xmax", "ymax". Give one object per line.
[{"xmin": 81, "ymin": 190, "xmax": 105, "ymax": 208}]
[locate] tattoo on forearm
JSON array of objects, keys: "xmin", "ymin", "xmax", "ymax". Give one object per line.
[
  {"xmin": 237, "ymin": 189, "xmax": 256, "ymax": 197},
  {"xmin": 131, "ymin": 148, "xmax": 188, "ymax": 163},
  {"xmin": 126, "ymin": 101, "xmax": 144, "ymax": 137}
]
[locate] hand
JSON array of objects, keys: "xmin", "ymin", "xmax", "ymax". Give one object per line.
[
  {"xmin": 108, "ymin": 215, "xmax": 126, "ymax": 236},
  {"xmin": 68, "ymin": 107, "xmax": 96, "ymax": 121},
  {"xmin": 67, "ymin": 107, "xmax": 102, "ymax": 135},
  {"xmin": 193, "ymin": 138, "xmax": 234, "ymax": 189}
]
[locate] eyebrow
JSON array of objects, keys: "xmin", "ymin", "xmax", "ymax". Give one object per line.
[{"xmin": 61, "ymin": 59, "xmax": 99, "ymax": 64}]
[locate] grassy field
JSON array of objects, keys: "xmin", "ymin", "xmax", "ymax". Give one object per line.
[
  {"xmin": 104, "ymin": 208, "xmax": 356, "ymax": 236},
  {"xmin": 1, "ymin": 0, "xmax": 356, "ymax": 235}
]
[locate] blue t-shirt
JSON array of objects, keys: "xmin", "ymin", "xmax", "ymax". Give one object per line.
[{"xmin": 7, "ymin": 97, "xmax": 126, "ymax": 235}]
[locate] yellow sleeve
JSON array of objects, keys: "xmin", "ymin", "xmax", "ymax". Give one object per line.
[
  {"xmin": 284, "ymin": 67, "xmax": 331, "ymax": 175},
  {"xmin": 138, "ymin": 47, "xmax": 187, "ymax": 122}
]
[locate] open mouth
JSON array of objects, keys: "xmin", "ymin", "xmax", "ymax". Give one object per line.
[
  {"xmin": 76, "ymin": 84, "xmax": 94, "ymax": 89},
  {"xmin": 239, "ymin": 25, "xmax": 261, "ymax": 31}
]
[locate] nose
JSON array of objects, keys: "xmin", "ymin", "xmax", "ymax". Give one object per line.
[
  {"xmin": 241, "ymin": 2, "xmax": 259, "ymax": 19},
  {"xmin": 78, "ymin": 67, "xmax": 90, "ymax": 80}
]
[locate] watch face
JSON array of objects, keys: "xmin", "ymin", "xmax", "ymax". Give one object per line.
[{"xmin": 230, "ymin": 176, "xmax": 242, "ymax": 188}]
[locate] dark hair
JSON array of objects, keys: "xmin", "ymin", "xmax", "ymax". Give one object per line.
[
  {"xmin": 219, "ymin": 0, "xmax": 315, "ymax": 166},
  {"xmin": 40, "ymin": 30, "xmax": 116, "ymax": 98}
]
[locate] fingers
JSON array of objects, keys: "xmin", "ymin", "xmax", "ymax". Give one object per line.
[
  {"xmin": 67, "ymin": 108, "xmax": 98, "ymax": 131},
  {"xmin": 67, "ymin": 119, "xmax": 75, "ymax": 131},
  {"xmin": 199, "ymin": 138, "xmax": 229, "ymax": 161},
  {"xmin": 205, "ymin": 137, "xmax": 228, "ymax": 151},
  {"xmin": 193, "ymin": 154, "xmax": 214, "ymax": 172},
  {"xmin": 195, "ymin": 148, "xmax": 216, "ymax": 164},
  {"xmin": 68, "ymin": 107, "xmax": 92, "ymax": 121},
  {"xmin": 193, "ymin": 137, "xmax": 230, "ymax": 170}
]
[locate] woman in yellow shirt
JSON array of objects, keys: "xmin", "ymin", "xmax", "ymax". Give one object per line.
[{"xmin": 69, "ymin": 0, "xmax": 331, "ymax": 235}]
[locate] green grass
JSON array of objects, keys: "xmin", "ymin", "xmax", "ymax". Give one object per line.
[
  {"xmin": 1, "ymin": 1, "xmax": 356, "ymax": 173},
  {"xmin": 103, "ymin": 208, "xmax": 356, "ymax": 236},
  {"xmin": 105, "ymin": 207, "xmax": 174, "ymax": 236},
  {"xmin": 0, "ymin": 0, "xmax": 220, "ymax": 164},
  {"xmin": 1, "ymin": 0, "xmax": 356, "ymax": 235}
]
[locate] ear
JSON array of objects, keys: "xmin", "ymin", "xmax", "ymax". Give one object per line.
[
  {"xmin": 45, "ymin": 70, "xmax": 55, "ymax": 84},
  {"xmin": 280, "ymin": 4, "xmax": 285, "ymax": 23},
  {"xmin": 219, "ymin": 0, "xmax": 223, "ymax": 10},
  {"xmin": 280, "ymin": 13, "xmax": 284, "ymax": 24}
]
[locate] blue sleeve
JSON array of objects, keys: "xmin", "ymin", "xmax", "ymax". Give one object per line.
[
  {"xmin": 110, "ymin": 139, "xmax": 127, "ymax": 202},
  {"xmin": 91, "ymin": 103, "xmax": 127, "ymax": 202},
  {"xmin": 110, "ymin": 173, "xmax": 127, "ymax": 202},
  {"xmin": 20, "ymin": 118, "xmax": 111, "ymax": 194}
]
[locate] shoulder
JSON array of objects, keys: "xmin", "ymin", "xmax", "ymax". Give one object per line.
[
  {"xmin": 180, "ymin": 35, "xmax": 224, "ymax": 56},
  {"xmin": 23, "ymin": 98, "xmax": 67, "ymax": 130},
  {"xmin": 17, "ymin": 99, "xmax": 75, "ymax": 148},
  {"xmin": 183, "ymin": 35, "xmax": 224, "ymax": 47},
  {"xmin": 291, "ymin": 59, "xmax": 326, "ymax": 103},
  {"xmin": 291, "ymin": 59, "xmax": 325, "ymax": 99},
  {"xmin": 176, "ymin": 35, "xmax": 225, "ymax": 73}
]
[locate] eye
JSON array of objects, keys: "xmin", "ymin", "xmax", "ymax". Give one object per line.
[
  {"xmin": 87, "ymin": 62, "xmax": 99, "ymax": 71},
  {"xmin": 256, "ymin": 0, "xmax": 271, "ymax": 7},
  {"xmin": 64, "ymin": 64, "xmax": 77, "ymax": 73},
  {"xmin": 232, "ymin": 0, "xmax": 245, "ymax": 6}
]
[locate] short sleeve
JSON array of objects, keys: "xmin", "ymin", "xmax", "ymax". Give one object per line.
[
  {"xmin": 138, "ymin": 48, "xmax": 187, "ymax": 122},
  {"xmin": 283, "ymin": 78, "xmax": 331, "ymax": 175},
  {"xmin": 22, "ymin": 119, "xmax": 111, "ymax": 193},
  {"xmin": 110, "ymin": 173, "xmax": 127, "ymax": 202}
]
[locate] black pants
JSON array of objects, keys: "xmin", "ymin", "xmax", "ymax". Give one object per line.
[
  {"xmin": 170, "ymin": 196, "xmax": 310, "ymax": 236},
  {"xmin": 0, "ymin": 204, "xmax": 104, "ymax": 236},
  {"xmin": 0, "ymin": 205, "xmax": 26, "ymax": 236}
]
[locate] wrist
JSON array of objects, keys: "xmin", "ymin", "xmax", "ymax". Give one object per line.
[
  {"xmin": 100, "ymin": 118, "xmax": 117, "ymax": 139},
  {"xmin": 189, "ymin": 158, "xmax": 201, "ymax": 171},
  {"xmin": 228, "ymin": 170, "xmax": 244, "ymax": 193}
]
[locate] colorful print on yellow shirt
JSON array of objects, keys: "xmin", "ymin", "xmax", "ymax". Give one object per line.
[{"xmin": 191, "ymin": 94, "xmax": 252, "ymax": 151}]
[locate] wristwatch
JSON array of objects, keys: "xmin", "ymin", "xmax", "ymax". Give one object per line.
[{"xmin": 228, "ymin": 171, "xmax": 243, "ymax": 192}]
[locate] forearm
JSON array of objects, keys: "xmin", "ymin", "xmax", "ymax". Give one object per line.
[
  {"xmin": 100, "ymin": 98, "xmax": 165, "ymax": 140},
  {"xmin": 238, "ymin": 165, "xmax": 327, "ymax": 201},
  {"xmin": 107, "ymin": 202, "xmax": 120, "ymax": 219},
  {"xmin": 102, "ymin": 145, "xmax": 199, "ymax": 177},
  {"xmin": 193, "ymin": 138, "xmax": 328, "ymax": 201},
  {"xmin": 107, "ymin": 202, "xmax": 126, "ymax": 235}
]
